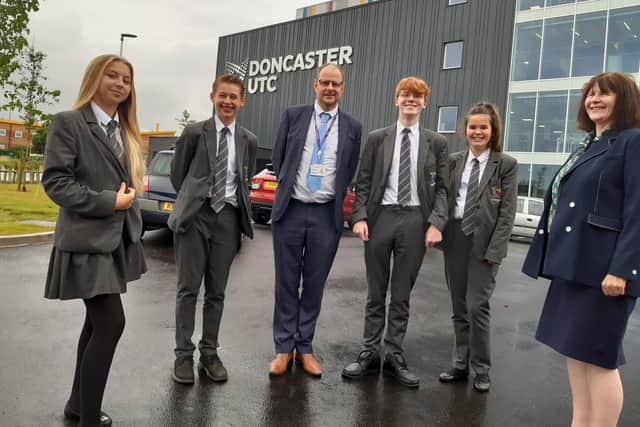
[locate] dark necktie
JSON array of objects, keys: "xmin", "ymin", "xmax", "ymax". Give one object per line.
[
  {"xmin": 461, "ymin": 158, "xmax": 480, "ymax": 235},
  {"xmin": 106, "ymin": 120, "xmax": 123, "ymax": 159},
  {"xmin": 397, "ymin": 128, "xmax": 411, "ymax": 206},
  {"xmin": 211, "ymin": 127, "xmax": 229, "ymax": 213}
]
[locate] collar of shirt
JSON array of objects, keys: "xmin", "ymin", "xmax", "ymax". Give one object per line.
[
  {"xmin": 90, "ymin": 101, "xmax": 119, "ymax": 131},
  {"xmin": 395, "ymin": 121, "xmax": 420, "ymax": 139},
  {"xmin": 314, "ymin": 101, "xmax": 339, "ymax": 120},
  {"xmin": 466, "ymin": 148, "xmax": 491, "ymax": 167},
  {"xmin": 214, "ymin": 114, "xmax": 236, "ymax": 138}
]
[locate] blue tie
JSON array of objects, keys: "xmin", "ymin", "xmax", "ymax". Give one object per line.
[{"xmin": 307, "ymin": 112, "xmax": 331, "ymax": 192}]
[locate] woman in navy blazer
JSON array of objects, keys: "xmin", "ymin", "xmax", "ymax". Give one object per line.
[
  {"xmin": 523, "ymin": 72, "xmax": 640, "ymax": 427},
  {"xmin": 43, "ymin": 54, "xmax": 147, "ymax": 426}
]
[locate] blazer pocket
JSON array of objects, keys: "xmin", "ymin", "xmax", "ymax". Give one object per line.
[{"xmin": 587, "ymin": 213, "xmax": 622, "ymax": 232}]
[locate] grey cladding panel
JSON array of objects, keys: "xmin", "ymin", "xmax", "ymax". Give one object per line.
[{"xmin": 217, "ymin": 0, "xmax": 516, "ymax": 156}]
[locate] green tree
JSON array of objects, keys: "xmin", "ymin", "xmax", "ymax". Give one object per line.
[
  {"xmin": 2, "ymin": 45, "xmax": 59, "ymax": 191},
  {"xmin": 0, "ymin": 0, "xmax": 40, "ymax": 87},
  {"xmin": 176, "ymin": 109, "xmax": 195, "ymax": 131},
  {"xmin": 30, "ymin": 115, "xmax": 50, "ymax": 154}
]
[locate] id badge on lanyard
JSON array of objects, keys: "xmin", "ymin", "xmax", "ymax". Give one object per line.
[{"xmin": 310, "ymin": 112, "xmax": 337, "ymax": 177}]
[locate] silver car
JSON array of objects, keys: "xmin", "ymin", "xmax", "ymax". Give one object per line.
[{"xmin": 512, "ymin": 196, "xmax": 543, "ymax": 239}]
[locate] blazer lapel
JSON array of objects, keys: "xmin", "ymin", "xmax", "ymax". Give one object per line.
[
  {"xmin": 203, "ymin": 118, "xmax": 218, "ymax": 177},
  {"xmin": 478, "ymin": 150, "xmax": 500, "ymax": 194},
  {"xmin": 235, "ymin": 127, "xmax": 248, "ymax": 182},
  {"xmin": 565, "ymin": 138, "xmax": 610, "ymax": 177},
  {"xmin": 417, "ymin": 128, "xmax": 431, "ymax": 193},
  {"xmin": 292, "ymin": 106, "xmax": 315, "ymax": 172},
  {"xmin": 81, "ymin": 106, "xmax": 126, "ymax": 176},
  {"xmin": 451, "ymin": 151, "xmax": 467, "ymax": 202},
  {"xmin": 382, "ymin": 125, "xmax": 396, "ymax": 188},
  {"xmin": 336, "ymin": 108, "xmax": 348, "ymax": 176}
]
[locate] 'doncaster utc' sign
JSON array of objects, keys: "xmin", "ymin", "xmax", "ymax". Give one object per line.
[{"xmin": 225, "ymin": 45, "xmax": 353, "ymax": 94}]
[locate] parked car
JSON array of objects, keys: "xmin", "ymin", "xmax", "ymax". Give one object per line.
[
  {"xmin": 139, "ymin": 150, "xmax": 176, "ymax": 234},
  {"xmin": 249, "ymin": 164, "xmax": 356, "ymax": 228},
  {"xmin": 512, "ymin": 196, "xmax": 543, "ymax": 239}
]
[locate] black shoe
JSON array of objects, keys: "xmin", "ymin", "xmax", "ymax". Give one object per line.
[
  {"xmin": 438, "ymin": 368, "xmax": 469, "ymax": 383},
  {"xmin": 199, "ymin": 354, "xmax": 228, "ymax": 382},
  {"xmin": 382, "ymin": 352, "xmax": 420, "ymax": 388},
  {"xmin": 172, "ymin": 356, "xmax": 195, "ymax": 384},
  {"xmin": 63, "ymin": 402, "xmax": 112, "ymax": 426},
  {"xmin": 473, "ymin": 373, "xmax": 491, "ymax": 392},
  {"xmin": 342, "ymin": 350, "xmax": 381, "ymax": 379}
]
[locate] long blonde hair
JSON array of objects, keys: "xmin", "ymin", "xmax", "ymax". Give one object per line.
[{"xmin": 73, "ymin": 54, "xmax": 145, "ymax": 193}]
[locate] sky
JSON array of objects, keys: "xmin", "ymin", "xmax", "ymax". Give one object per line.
[{"xmin": 18, "ymin": 0, "xmax": 315, "ymax": 132}]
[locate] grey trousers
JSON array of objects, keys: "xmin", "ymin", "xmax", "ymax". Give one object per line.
[
  {"xmin": 362, "ymin": 206, "xmax": 426, "ymax": 355},
  {"xmin": 174, "ymin": 203, "xmax": 240, "ymax": 358},
  {"xmin": 443, "ymin": 220, "xmax": 498, "ymax": 375}
]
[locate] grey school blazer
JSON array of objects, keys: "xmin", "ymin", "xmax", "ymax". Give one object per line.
[
  {"xmin": 42, "ymin": 105, "xmax": 142, "ymax": 253},
  {"xmin": 168, "ymin": 117, "xmax": 257, "ymax": 237},
  {"xmin": 443, "ymin": 150, "xmax": 518, "ymax": 264}
]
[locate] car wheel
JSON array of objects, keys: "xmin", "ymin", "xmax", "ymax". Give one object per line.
[{"xmin": 253, "ymin": 213, "xmax": 269, "ymax": 225}]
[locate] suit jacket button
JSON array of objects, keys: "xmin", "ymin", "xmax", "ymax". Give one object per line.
[
  {"xmin": 569, "ymin": 202, "xmax": 575, "ymax": 208},
  {"xmin": 633, "ymin": 270, "xmax": 638, "ymax": 276},
  {"xmin": 538, "ymin": 229, "xmax": 544, "ymax": 235},
  {"xmin": 565, "ymin": 226, "xmax": 572, "ymax": 232}
]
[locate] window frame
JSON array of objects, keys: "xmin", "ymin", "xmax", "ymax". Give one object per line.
[
  {"xmin": 437, "ymin": 106, "xmax": 459, "ymax": 134},
  {"xmin": 443, "ymin": 41, "xmax": 464, "ymax": 70},
  {"xmin": 14, "ymin": 130, "xmax": 23, "ymax": 139}
]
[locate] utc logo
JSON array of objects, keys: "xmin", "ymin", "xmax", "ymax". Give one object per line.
[{"xmin": 225, "ymin": 58, "xmax": 249, "ymax": 80}]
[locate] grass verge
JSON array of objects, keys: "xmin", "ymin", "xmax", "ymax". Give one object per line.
[{"xmin": 0, "ymin": 183, "xmax": 58, "ymax": 235}]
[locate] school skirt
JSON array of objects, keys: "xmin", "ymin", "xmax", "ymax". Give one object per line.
[
  {"xmin": 44, "ymin": 238, "xmax": 147, "ymax": 300},
  {"xmin": 536, "ymin": 278, "xmax": 636, "ymax": 369}
]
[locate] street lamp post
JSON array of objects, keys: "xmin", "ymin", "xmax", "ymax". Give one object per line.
[{"xmin": 119, "ymin": 33, "xmax": 138, "ymax": 56}]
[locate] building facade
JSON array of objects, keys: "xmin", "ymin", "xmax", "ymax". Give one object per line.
[
  {"xmin": 217, "ymin": 0, "xmax": 517, "ymax": 169},
  {"xmin": 0, "ymin": 119, "xmax": 35, "ymax": 150},
  {"xmin": 507, "ymin": 0, "xmax": 640, "ymax": 197}
]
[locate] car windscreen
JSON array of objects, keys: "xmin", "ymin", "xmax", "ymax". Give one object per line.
[{"xmin": 148, "ymin": 153, "xmax": 173, "ymax": 177}]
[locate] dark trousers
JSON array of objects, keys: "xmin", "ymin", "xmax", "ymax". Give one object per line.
[
  {"xmin": 272, "ymin": 199, "xmax": 340, "ymax": 354},
  {"xmin": 174, "ymin": 203, "xmax": 240, "ymax": 358},
  {"xmin": 362, "ymin": 206, "xmax": 426, "ymax": 355},
  {"xmin": 443, "ymin": 220, "xmax": 498, "ymax": 375},
  {"xmin": 68, "ymin": 294, "xmax": 125, "ymax": 427}
]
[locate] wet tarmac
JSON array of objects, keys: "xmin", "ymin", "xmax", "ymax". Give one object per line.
[{"xmin": 2, "ymin": 227, "xmax": 640, "ymax": 426}]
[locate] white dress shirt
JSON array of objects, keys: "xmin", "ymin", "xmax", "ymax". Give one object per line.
[
  {"xmin": 293, "ymin": 101, "xmax": 339, "ymax": 203},
  {"xmin": 382, "ymin": 121, "xmax": 421, "ymax": 206},
  {"xmin": 90, "ymin": 101, "xmax": 124, "ymax": 152},
  {"xmin": 454, "ymin": 148, "xmax": 491, "ymax": 219},
  {"xmin": 213, "ymin": 114, "xmax": 239, "ymax": 207}
]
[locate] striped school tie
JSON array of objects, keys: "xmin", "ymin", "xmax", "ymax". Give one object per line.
[
  {"xmin": 461, "ymin": 158, "xmax": 480, "ymax": 235},
  {"xmin": 211, "ymin": 127, "xmax": 229, "ymax": 213}
]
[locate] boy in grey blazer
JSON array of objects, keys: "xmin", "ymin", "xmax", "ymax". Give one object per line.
[{"xmin": 169, "ymin": 74, "xmax": 257, "ymax": 384}]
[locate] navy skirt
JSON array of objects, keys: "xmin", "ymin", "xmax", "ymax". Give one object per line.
[{"xmin": 536, "ymin": 278, "xmax": 636, "ymax": 369}]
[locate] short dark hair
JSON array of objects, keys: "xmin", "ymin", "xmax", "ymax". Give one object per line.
[
  {"xmin": 576, "ymin": 72, "xmax": 640, "ymax": 132},
  {"xmin": 211, "ymin": 73, "xmax": 245, "ymax": 98},
  {"xmin": 463, "ymin": 102, "xmax": 503, "ymax": 152},
  {"xmin": 315, "ymin": 63, "xmax": 344, "ymax": 81}
]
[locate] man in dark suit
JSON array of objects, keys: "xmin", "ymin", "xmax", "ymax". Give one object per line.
[
  {"xmin": 169, "ymin": 74, "xmax": 257, "ymax": 384},
  {"xmin": 269, "ymin": 63, "xmax": 362, "ymax": 377},
  {"xmin": 342, "ymin": 77, "xmax": 449, "ymax": 388}
]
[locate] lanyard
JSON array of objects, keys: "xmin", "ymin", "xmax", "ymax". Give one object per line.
[{"xmin": 313, "ymin": 112, "xmax": 338, "ymax": 153}]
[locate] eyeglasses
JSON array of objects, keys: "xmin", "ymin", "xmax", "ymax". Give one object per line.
[{"xmin": 317, "ymin": 79, "xmax": 343, "ymax": 88}]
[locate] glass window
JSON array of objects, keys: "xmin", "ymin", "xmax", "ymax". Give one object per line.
[
  {"xmin": 540, "ymin": 16, "xmax": 574, "ymax": 79},
  {"xmin": 147, "ymin": 153, "xmax": 173, "ymax": 176},
  {"xmin": 530, "ymin": 164, "xmax": 559, "ymax": 198},
  {"xmin": 517, "ymin": 197, "xmax": 526, "ymax": 213},
  {"xmin": 438, "ymin": 106, "xmax": 458, "ymax": 133},
  {"xmin": 528, "ymin": 198, "xmax": 544, "ymax": 216},
  {"xmin": 606, "ymin": 6, "xmax": 640, "ymax": 74},
  {"xmin": 572, "ymin": 11, "xmax": 606, "ymax": 77},
  {"xmin": 505, "ymin": 92, "xmax": 537, "ymax": 152},
  {"xmin": 517, "ymin": 164, "xmax": 532, "ymax": 197},
  {"xmin": 511, "ymin": 21, "xmax": 543, "ymax": 81},
  {"xmin": 448, "ymin": 0, "xmax": 467, "ymax": 4},
  {"xmin": 518, "ymin": 0, "xmax": 544, "ymax": 11},
  {"xmin": 546, "ymin": 0, "xmax": 574, "ymax": 6},
  {"xmin": 0, "ymin": 129, "xmax": 6, "ymax": 137},
  {"xmin": 443, "ymin": 41, "xmax": 463, "ymax": 69},
  {"xmin": 565, "ymin": 89, "xmax": 588, "ymax": 153},
  {"xmin": 535, "ymin": 91, "xmax": 568, "ymax": 153},
  {"xmin": 15, "ymin": 130, "xmax": 23, "ymax": 139}
]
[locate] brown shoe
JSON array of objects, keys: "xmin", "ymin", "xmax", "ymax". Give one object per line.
[
  {"xmin": 296, "ymin": 353, "xmax": 322, "ymax": 377},
  {"xmin": 269, "ymin": 352, "xmax": 294, "ymax": 377}
]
